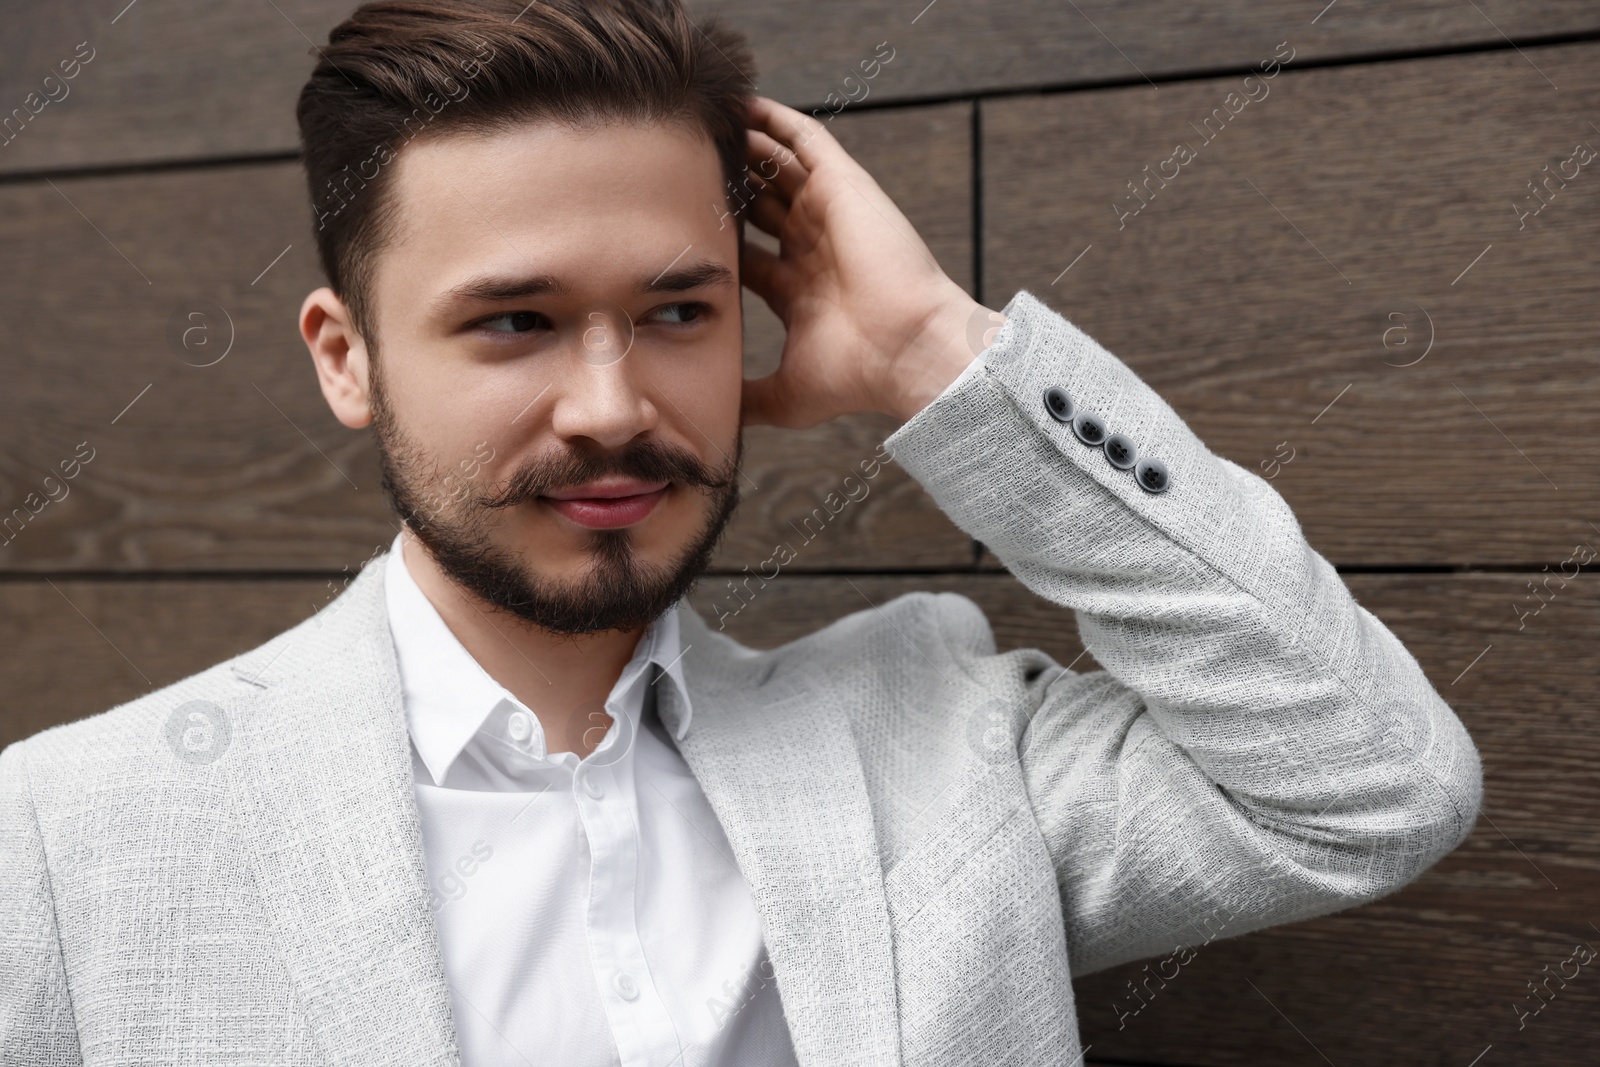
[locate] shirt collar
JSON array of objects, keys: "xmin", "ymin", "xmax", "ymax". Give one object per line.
[{"xmin": 381, "ymin": 531, "xmax": 693, "ymax": 787}]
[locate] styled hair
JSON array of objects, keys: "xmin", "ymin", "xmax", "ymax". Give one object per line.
[{"xmin": 296, "ymin": 0, "xmax": 757, "ymax": 341}]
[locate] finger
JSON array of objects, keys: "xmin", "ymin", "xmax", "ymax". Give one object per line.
[
  {"xmin": 745, "ymin": 128, "xmax": 808, "ymax": 202},
  {"xmin": 732, "ymin": 162, "xmax": 785, "ymax": 220},
  {"xmin": 745, "ymin": 94, "xmax": 846, "ymax": 175},
  {"xmin": 746, "ymin": 183, "xmax": 788, "ymax": 239},
  {"xmin": 739, "ymin": 240, "xmax": 789, "ymax": 319}
]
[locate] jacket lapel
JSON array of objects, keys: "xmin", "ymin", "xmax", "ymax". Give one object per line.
[
  {"xmin": 220, "ymin": 555, "xmax": 901, "ymax": 1067},
  {"xmin": 227, "ymin": 558, "xmax": 461, "ymax": 1066},
  {"xmin": 658, "ymin": 603, "xmax": 903, "ymax": 1067}
]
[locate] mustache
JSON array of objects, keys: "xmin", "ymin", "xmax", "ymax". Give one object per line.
[{"xmin": 475, "ymin": 439, "xmax": 734, "ymax": 510}]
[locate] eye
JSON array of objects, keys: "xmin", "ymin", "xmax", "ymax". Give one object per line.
[
  {"xmin": 647, "ymin": 302, "xmax": 707, "ymax": 325},
  {"xmin": 477, "ymin": 310, "xmax": 550, "ymax": 334}
]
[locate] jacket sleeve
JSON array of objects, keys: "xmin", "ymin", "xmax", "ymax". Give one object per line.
[
  {"xmin": 0, "ymin": 742, "xmax": 83, "ymax": 1065},
  {"xmin": 883, "ymin": 289, "xmax": 1483, "ymax": 976}
]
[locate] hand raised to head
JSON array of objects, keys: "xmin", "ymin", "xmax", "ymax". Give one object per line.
[{"xmin": 736, "ymin": 95, "xmax": 1001, "ymax": 428}]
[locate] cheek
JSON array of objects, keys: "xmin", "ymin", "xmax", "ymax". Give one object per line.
[
  {"xmin": 382, "ymin": 369, "xmax": 500, "ymax": 474},
  {"xmin": 673, "ymin": 323, "xmax": 743, "ymax": 440},
  {"xmin": 709, "ymin": 309, "xmax": 747, "ymax": 400},
  {"xmin": 394, "ymin": 394, "xmax": 473, "ymax": 458},
  {"xmin": 383, "ymin": 348, "xmax": 511, "ymax": 443}
]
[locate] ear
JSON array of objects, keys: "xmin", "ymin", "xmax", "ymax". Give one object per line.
[{"xmin": 300, "ymin": 287, "xmax": 374, "ymax": 429}]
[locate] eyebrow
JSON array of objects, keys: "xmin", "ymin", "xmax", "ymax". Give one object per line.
[{"xmin": 435, "ymin": 258, "xmax": 735, "ymax": 313}]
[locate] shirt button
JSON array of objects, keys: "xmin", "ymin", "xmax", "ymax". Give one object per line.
[
  {"xmin": 507, "ymin": 711, "xmax": 533, "ymax": 742},
  {"xmin": 613, "ymin": 972, "xmax": 639, "ymax": 1001},
  {"xmin": 583, "ymin": 774, "xmax": 605, "ymax": 800}
]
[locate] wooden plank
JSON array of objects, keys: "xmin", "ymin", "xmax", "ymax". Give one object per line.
[
  {"xmin": 0, "ymin": 577, "xmax": 329, "ymax": 749},
  {"xmin": 717, "ymin": 0, "xmax": 1600, "ymax": 108},
  {"xmin": 982, "ymin": 41, "xmax": 1600, "ymax": 566},
  {"xmin": 3, "ymin": 1, "xmax": 1598, "ymax": 174},
  {"xmin": 0, "ymin": 103, "xmax": 973, "ymax": 572},
  {"xmin": 4, "ymin": 569, "xmax": 1595, "ymax": 1067}
]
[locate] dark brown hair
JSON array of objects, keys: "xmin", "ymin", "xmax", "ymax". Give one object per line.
[{"xmin": 296, "ymin": 0, "xmax": 757, "ymax": 341}]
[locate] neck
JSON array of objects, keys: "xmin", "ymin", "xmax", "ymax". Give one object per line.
[{"xmin": 399, "ymin": 531, "xmax": 644, "ymax": 758}]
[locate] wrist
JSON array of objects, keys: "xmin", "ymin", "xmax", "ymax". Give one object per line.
[{"xmin": 879, "ymin": 287, "xmax": 1003, "ymax": 423}]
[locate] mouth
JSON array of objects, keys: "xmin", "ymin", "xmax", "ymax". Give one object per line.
[{"xmin": 540, "ymin": 479, "xmax": 670, "ymax": 530}]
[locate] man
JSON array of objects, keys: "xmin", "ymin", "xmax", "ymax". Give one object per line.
[{"xmin": 0, "ymin": 1, "xmax": 1482, "ymax": 1064}]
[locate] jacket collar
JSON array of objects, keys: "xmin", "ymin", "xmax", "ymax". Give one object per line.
[{"xmin": 226, "ymin": 549, "xmax": 901, "ymax": 1067}]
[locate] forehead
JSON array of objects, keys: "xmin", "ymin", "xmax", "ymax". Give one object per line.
[{"xmin": 377, "ymin": 118, "xmax": 734, "ymax": 304}]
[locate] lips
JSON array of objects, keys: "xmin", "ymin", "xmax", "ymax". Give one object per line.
[{"xmin": 541, "ymin": 479, "xmax": 669, "ymax": 529}]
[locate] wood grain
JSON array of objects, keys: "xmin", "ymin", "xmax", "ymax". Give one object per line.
[
  {"xmin": 0, "ymin": 103, "xmax": 974, "ymax": 572},
  {"xmin": 982, "ymin": 41, "xmax": 1600, "ymax": 567},
  {"xmin": 2, "ymin": 1, "xmax": 1596, "ymax": 174},
  {"xmin": 713, "ymin": 0, "xmax": 1600, "ymax": 110},
  {"xmin": 0, "ymin": 577, "xmax": 330, "ymax": 747},
  {"xmin": 3, "ymin": 569, "xmax": 1594, "ymax": 1067}
]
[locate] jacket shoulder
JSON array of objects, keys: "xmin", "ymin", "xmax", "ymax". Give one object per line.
[
  {"xmin": 694, "ymin": 587, "xmax": 1049, "ymax": 703},
  {"xmin": 853, "ymin": 589, "xmax": 996, "ymax": 647},
  {"xmin": 3, "ymin": 558, "xmax": 387, "ymax": 796},
  {"xmin": 717, "ymin": 588, "xmax": 994, "ymax": 663}
]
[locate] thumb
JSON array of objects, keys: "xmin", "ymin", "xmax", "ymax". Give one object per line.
[{"xmin": 741, "ymin": 371, "xmax": 785, "ymax": 428}]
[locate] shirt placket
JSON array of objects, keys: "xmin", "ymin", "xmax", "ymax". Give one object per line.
[{"xmin": 578, "ymin": 679, "xmax": 683, "ymax": 1067}]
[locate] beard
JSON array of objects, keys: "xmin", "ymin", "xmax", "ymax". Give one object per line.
[{"xmin": 368, "ymin": 361, "xmax": 743, "ymax": 636}]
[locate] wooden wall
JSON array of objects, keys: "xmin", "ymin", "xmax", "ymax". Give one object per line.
[{"xmin": 3, "ymin": 2, "xmax": 1598, "ymax": 1064}]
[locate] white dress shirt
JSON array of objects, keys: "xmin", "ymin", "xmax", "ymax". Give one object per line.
[{"xmin": 383, "ymin": 533, "xmax": 799, "ymax": 1067}]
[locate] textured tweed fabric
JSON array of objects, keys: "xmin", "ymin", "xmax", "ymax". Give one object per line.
[{"xmin": 0, "ymin": 289, "xmax": 1482, "ymax": 1066}]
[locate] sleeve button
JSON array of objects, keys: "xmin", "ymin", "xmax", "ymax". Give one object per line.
[
  {"xmin": 1103, "ymin": 432, "xmax": 1138, "ymax": 470},
  {"xmin": 1043, "ymin": 386, "xmax": 1075, "ymax": 423},
  {"xmin": 1135, "ymin": 457, "xmax": 1169, "ymax": 493},
  {"xmin": 1072, "ymin": 411, "xmax": 1107, "ymax": 446}
]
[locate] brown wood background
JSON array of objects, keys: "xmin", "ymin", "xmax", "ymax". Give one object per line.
[{"xmin": 2, "ymin": 2, "xmax": 1598, "ymax": 1064}]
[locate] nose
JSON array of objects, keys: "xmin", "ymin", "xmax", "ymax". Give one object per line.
[{"xmin": 546, "ymin": 338, "xmax": 659, "ymax": 450}]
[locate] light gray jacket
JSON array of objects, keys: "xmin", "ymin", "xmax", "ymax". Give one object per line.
[{"xmin": 0, "ymin": 290, "xmax": 1482, "ymax": 1066}]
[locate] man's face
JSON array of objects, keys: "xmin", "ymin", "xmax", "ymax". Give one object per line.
[{"xmin": 362, "ymin": 118, "xmax": 745, "ymax": 634}]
